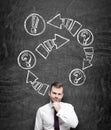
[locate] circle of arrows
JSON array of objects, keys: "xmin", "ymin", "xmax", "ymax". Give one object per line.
[{"xmin": 17, "ymin": 13, "xmax": 94, "ymax": 96}]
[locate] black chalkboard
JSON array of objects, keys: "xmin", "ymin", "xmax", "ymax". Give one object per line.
[{"xmin": 0, "ymin": 0, "xmax": 111, "ymax": 130}]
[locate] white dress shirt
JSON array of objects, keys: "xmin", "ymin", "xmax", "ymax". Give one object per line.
[{"xmin": 34, "ymin": 101, "xmax": 79, "ymax": 130}]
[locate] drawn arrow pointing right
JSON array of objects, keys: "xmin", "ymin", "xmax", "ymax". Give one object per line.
[{"xmin": 53, "ymin": 34, "xmax": 70, "ymax": 49}]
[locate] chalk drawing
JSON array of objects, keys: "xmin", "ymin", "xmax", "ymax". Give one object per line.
[
  {"xmin": 26, "ymin": 70, "xmax": 49, "ymax": 96},
  {"xmin": 83, "ymin": 47, "xmax": 94, "ymax": 61},
  {"xmin": 62, "ymin": 18, "xmax": 74, "ymax": 30},
  {"xmin": 77, "ymin": 29, "xmax": 94, "ymax": 46},
  {"xmin": 35, "ymin": 43, "xmax": 49, "ymax": 59},
  {"xmin": 38, "ymin": 83, "xmax": 49, "ymax": 96},
  {"xmin": 82, "ymin": 47, "xmax": 94, "ymax": 70},
  {"xmin": 24, "ymin": 13, "xmax": 46, "ymax": 36},
  {"xmin": 31, "ymin": 14, "xmax": 39, "ymax": 34},
  {"xmin": 69, "ymin": 68, "xmax": 86, "ymax": 86},
  {"xmin": 35, "ymin": 34, "xmax": 70, "ymax": 59},
  {"xmin": 47, "ymin": 13, "xmax": 63, "ymax": 29},
  {"xmin": 43, "ymin": 39, "xmax": 55, "ymax": 52},
  {"xmin": 82, "ymin": 59, "xmax": 93, "ymax": 70},
  {"xmin": 21, "ymin": 13, "xmax": 95, "ymax": 90},
  {"xmin": 26, "ymin": 70, "xmax": 38, "ymax": 84},
  {"xmin": 47, "ymin": 13, "xmax": 82, "ymax": 36},
  {"xmin": 32, "ymin": 81, "xmax": 42, "ymax": 91},
  {"xmin": 53, "ymin": 34, "xmax": 70, "ymax": 49},
  {"xmin": 69, "ymin": 21, "xmax": 82, "ymax": 37},
  {"xmin": 17, "ymin": 50, "xmax": 36, "ymax": 70}
]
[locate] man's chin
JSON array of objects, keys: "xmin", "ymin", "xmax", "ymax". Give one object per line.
[
  {"xmin": 51, "ymin": 100, "xmax": 56, "ymax": 103},
  {"xmin": 53, "ymin": 100, "xmax": 60, "ymax": 102}
]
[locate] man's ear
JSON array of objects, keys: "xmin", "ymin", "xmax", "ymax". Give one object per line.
[
  {"xmin": 48, "ymin": 90, "xmax": 51, "ymax": 96},
  {"xmin": 62, "ymin": 93, "xmax": 64, "ymax": 98}
]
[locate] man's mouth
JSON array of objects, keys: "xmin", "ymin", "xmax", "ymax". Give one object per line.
[{"xmin": 54, "ymin": 99, "xmax": 59, "ymax": 102}]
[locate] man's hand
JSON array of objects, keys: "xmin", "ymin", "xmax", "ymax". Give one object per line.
[{"xmin": 52, "ymin": 102, "xmax": 60, "ymax": 112}]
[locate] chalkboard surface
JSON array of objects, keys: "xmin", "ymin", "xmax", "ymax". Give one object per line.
[{"xmin": 0, "ymin": 0, "xmax": 111, "ymax": 130}]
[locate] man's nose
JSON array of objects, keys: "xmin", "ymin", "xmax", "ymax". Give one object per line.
[{"xmin": 55, "ymin": 94, "xmax": 59, "ymax": 98}]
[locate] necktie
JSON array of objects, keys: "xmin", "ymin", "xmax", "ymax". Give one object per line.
[{"xmin": 54, "ymin": 110, "xmax": 60, "ymax": 130}]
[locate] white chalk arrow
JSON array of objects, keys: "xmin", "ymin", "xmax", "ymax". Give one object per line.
[
  {"xmin": 82, "ymin": 59, "xmax": 92, "ymax": 70},
  {"xmin": 53, "ymin": 34, "xmax": 70, "ymax": 49},
  {"xmin": 26, "ymin": 70, "xmax": 38, "ymax": 85},
  {"xmin": 83, "ymin": 47, "xmax": 94, "ymax": 61},
  {"xmin": 47, "ymin": 14, "xmax": 63, "ymax": 29}
]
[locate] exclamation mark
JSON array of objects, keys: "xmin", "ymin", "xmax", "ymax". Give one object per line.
[{"xmin": 31, "ymin": 15, "xmax": 39, "ymax": 34}]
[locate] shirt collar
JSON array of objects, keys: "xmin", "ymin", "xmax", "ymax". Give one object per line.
[{"xmin": 49, "ymin": 101, "xmax": 53, "ymax": 108}]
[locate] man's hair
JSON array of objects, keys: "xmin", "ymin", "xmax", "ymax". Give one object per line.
[{"xmin": 49, "ymin": 82, "xmax": 64, "ymax": 91}]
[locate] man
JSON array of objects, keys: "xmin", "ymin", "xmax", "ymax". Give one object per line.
[{"xmin": 34, "ymin": 82, "xmax": 79, "ymax": 130}]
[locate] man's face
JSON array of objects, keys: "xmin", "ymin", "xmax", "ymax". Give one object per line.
[{"xmin": 48, "ymin": 86, "xmax": 64, "ymax": 102}]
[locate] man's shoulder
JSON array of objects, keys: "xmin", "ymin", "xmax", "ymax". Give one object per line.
[
  {"xmin": 61, "ymin": 102, "xmax": 73, "ymax": 107},
  {"xmin": 38, "ymin": 103, "xmax": 50, "ymax": 111},
  {"xmin": 39, "ymin": 103, "xmax": 49, "ymax": 109}
]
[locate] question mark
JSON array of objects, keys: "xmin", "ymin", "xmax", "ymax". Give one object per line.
[
  {"xmin": 81, "ymin": 30, "xmax": 91, "ymax": 45},
  {"xmin": 73, "ymin": 71, "xmax": 82, "ymax": 84},
  {"xmin": 21, "ymin": 52, "xmax": 32, "ymax": 68}
]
